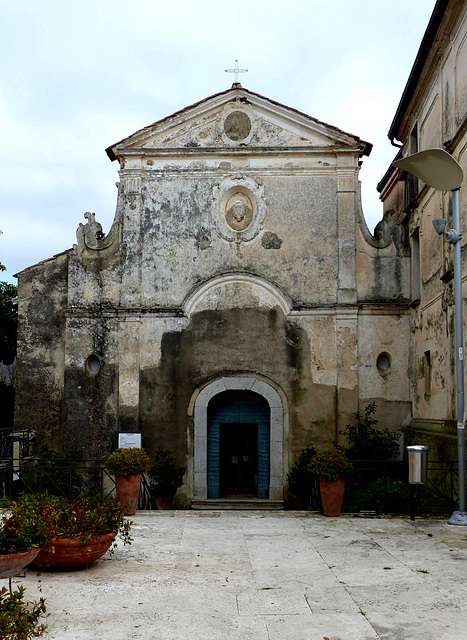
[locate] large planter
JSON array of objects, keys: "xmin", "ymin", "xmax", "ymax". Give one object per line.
[
  {"xmin": 319, "ymin": 477, "xmax": 345, "ymax": 517},
  {"xmin": 115, "ymin": 474, "xmax": 141, "ymax": 515},
  {"xmin": 0, "ymin": 549, "xmax": 40, "ymax": 577},
  {"xmin": 32, "ymin": 532, "xmax": 116, "ymax": 570}
]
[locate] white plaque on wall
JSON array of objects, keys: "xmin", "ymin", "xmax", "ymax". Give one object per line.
[{"xmin": 117, "ymin": 432, "xmax": 143, "ymax": 449}]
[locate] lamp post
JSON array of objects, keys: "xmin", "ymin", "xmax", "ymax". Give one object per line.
[{"xmin": 393, "ymin": 148, "xmax": 467, "ymax": 525}]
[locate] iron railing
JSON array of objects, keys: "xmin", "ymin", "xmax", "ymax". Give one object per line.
[
  {"xmin": 0, "ymin": 455, "xmax": 463, "ymax": 514},
  {"xmin": 303, "ymin": 459, "xmax": 460, "ymax": 515},
  {"xmin": 0, "ymin": 429, "xmax": 33, "ymax": 459},
  {"xmin": 0, "ymin": 457, "xmax": 153, "ymax": 509}
]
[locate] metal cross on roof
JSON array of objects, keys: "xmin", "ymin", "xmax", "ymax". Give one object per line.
[{"xmin": 225, "ymin": 60, "xmax": 248, "ymax": 83}]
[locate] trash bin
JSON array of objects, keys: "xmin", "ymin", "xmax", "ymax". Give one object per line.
[{"xmin": 407, "ymin": 445, "xmax": 428, "ymax": 484}]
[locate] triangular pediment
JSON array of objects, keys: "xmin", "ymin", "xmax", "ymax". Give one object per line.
[{"xmin": 106, "ymin": 86, "xmax": 371, "ymax": 160}]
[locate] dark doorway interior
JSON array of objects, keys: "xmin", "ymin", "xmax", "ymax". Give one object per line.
[{"xmin": 220, "ymin": 423, "xmax": 257, "ymax": 497}]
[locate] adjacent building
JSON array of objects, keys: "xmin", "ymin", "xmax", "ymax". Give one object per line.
[{"xmin": 378, "ymin": 0, "xmax": 467, "ymax": 459}]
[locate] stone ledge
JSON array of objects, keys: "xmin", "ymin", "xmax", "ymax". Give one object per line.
[{"xmin": 191, "ymin": 499, "xmax": 284, "ymax": 510}]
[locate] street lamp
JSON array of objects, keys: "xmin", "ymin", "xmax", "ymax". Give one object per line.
[{"xmin": 393, "ymin": 148, "xmax": 466, "ymax": 525}]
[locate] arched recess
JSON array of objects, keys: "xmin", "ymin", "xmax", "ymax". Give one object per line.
[
  {"xmin": 183, "ymin": 273, "xmax": 292, "ymax": 317},
  {"xmin": 191, "ymin": 376, "xmax": 286, "ymax": 501}
]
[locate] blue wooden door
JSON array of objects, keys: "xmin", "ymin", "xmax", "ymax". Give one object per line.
[{"xmin": 207, "ymin": 391, "xmax": 270, "ymax": 499}]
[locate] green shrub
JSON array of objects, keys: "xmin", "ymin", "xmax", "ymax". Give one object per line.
[
  {"xmin": 0, "ymin": 493, "xmax": 50, "ymax": 553},
  {"xmin": 149, "ymin": 450, "xmax": 185, "ymax": 499},
  {"xmin": 0, "ymin": 585, "xmax": 47, "ymax": 640},
  {"xmin": 308, "ymin": 447, "xmax": 353, "ymax": 482},
  {"xmin": 347, "ymin": 477, "xmax": 410, "ymax": 512},
  {"xmin": 106, "ymin": 448, "xmax": 150, "ymax": 476},
  {"xmin": 340, "ymin": 402, "xmax": 401, "ymax": 460},
  {"xmin": 287, "ymin": 447, "xmax": 317, "ymax": 500}
]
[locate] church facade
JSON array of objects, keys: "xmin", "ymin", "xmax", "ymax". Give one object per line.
[{"xmin": 14, "ymin": 85, "xmax": 411, "ymax": 505}]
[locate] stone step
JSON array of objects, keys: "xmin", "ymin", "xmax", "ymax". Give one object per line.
[{"xmin": 191, "ymin": 499, "xmax": 284, "ymax": 510}]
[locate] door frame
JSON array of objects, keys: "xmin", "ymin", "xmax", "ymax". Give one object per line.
[{"xmin": 190, "ymin": 376, "xmax": 286, "ymax": 500}]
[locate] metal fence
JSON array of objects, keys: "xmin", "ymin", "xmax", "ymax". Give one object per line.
[
  {"xmin": 0, "ymin": 454, "xmax": 462, "ymax": 514},
  {"xmin": 304, "ymin": 459, "xmax": 459, "ymax": 515},
  {"xmin": 0, "ymin": 457, "xmax": 153, "ymax": 510},
  {"xmin": 341, "ymin": 459, "xmax": 459, "ymax": 515}
]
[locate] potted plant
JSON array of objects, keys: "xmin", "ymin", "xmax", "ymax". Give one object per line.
[
  {"xmin": 1, "ymin": 493, "xmax": 132, "ymax": 571},
  {"xmin": 149, "ymin": 449, "xmax": 185, "ymax": 510},
  {"xmin": 106, "ymin": 447, "xmax": 150, "ymax": 515},
  {"xmin": 0, "ymin": 494, "xmax": 49, "ymax": 576},
  {"xmin": 32, "ymin": 494, "xmax": 131, "ymax": 569},
  {"xmin": 308, "ymin": 447, "xmax": 353, "ymax": 517}
]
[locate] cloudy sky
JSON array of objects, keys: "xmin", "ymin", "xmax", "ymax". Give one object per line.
[{"xmin": 1, "ymin": 0, "xmax": 436, "ymax": 285}]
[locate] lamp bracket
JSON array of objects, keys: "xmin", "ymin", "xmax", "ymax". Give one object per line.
[{"xmin": 445, "ymin": 229, "xmax": 462, "ymax": 244}]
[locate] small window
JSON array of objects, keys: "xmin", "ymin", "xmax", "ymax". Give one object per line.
[
  {"xmin": 404, "ymin": 124, "xmax": 419, "ymax": 208},
  {"xmin": 424, "ymin": 351, "xmax": 432, "ymax": 396},
  {"xmin": 411, "ymin": 228, "xmax": 421, "ymax": 304},
  {"xmin": 86, "ymin": 355, "xmax": 101, "ymax": 375},
  {"xmin": 376, "ymin": 352, "xmax": 391, "ymax": 375}
]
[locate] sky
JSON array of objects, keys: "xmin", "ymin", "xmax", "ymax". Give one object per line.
[{"xmin": 0, "ymin": 0, "xmax": 437, "ymax": 285}]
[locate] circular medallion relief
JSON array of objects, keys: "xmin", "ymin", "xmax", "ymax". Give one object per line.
[
  {"xmin": 224, "ymin": 111, "xmax": 252, "ymax": 141},
  {"xmin": 225, "ymin": 191, "xmax": 254, "ymax": 231}
]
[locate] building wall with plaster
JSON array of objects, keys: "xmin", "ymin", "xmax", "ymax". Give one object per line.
[
  {"xmin": 378, "ymin": 0, "xmax": 467, "ymax": 460},
  {"xmin": 15, "ymin": 85, "xmax": 411, "ymax": 503}
]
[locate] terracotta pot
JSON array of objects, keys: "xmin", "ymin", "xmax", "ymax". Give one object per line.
[
  {"xmin": 155, "ymin": 497, "xmax": 173, "ymax": 510},
  {"xmin": 32, "ymin": 532, "xmax": 116, "ymax": 570},
  {"xmin": 319, "ymin": 477, "xmax": 345, "ymax": 517},
  {"xmin": 115, "ymin": 474, "xmax": 141, "ymax": 515},
  {"xmin": 0, "ymin": 549, "xmax": 40, "ymax": 577}
]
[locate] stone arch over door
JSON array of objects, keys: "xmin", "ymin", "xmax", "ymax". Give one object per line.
[{"xmin": 192, "ymin": 377, "xmax": 285, "ymax": 501}]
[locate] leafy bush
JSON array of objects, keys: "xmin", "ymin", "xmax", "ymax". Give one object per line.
[
  {"xmin": 308, "ymin": 447, "xmax": 353, "ymax": 482},
  {"xmin": 287, "ymin": 447, "xmax": 317, "ymax": 500},
  {"xmin": 149, "ymin": 450, "xmax": 185, "ymax": 499},
  {"xmin": 106, "ymin": 447, "xmax": 150, "ymax": 476},
  {"xmin": 1, "ymin": 494, "xmax": 132, "ymax": 551},
  {"xmin": 0, "ymin": 277, "xmax": 18, "ymax": 367},
  {"xmin": 0, "ymin": 494, "xmax": 50, "ymax": 553},
  {"xmin": 0, "ymin": 585, "xmax": 47, "ymax": 640},
  {"xmin": 340, "ymin": 402, "xmax": 401, "ymax": 460},
  {"xmin": 347, "ymin": 477, "xmax": 410, "ymax": 512}
]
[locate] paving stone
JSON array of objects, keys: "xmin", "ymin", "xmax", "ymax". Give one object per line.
[{"xmin": 6, "ymin": 512, "xmax": 467, "ymax": 640}]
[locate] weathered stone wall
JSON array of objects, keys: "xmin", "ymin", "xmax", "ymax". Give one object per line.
[
  {"xmin": 15, "ymin": 254, "xmax": 68, "ymax": 447},
  {"xmin": 63, "ymin": 313, "xmax": 119, "ymax": 459},
  {"xmin": 132, "ymin": 174, "xmax": 339, "ymax": 308}
]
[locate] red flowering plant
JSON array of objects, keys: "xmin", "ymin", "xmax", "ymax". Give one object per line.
[
  {"xmin": 0, "ymin": 494, "xmax": 132, "ymax": 554},
  {"xmin": 308, "ymin": 447, "xmax": 353, "ymax": 482},
  {"xmin": 0, "ymin": 494, "xmax": 50, "ymax": 553}
]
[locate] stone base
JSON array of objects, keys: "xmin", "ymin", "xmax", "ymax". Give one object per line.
[{"xmin": 191, "ymin": 499, "xmax": 284, "ymax": 510}]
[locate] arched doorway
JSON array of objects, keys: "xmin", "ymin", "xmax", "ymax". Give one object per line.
[
  {"xmin": 207, "ymin": 391, "xmax": 270, "ymax": 499},
  {"xmin": 191, "ymin": 376, "xmax": 285, "ymax": 502}
]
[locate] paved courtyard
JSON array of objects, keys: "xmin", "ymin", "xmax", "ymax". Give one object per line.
[{"xmin": 8, "ymin": 511, "xmax": 467, "ymax": 640}]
